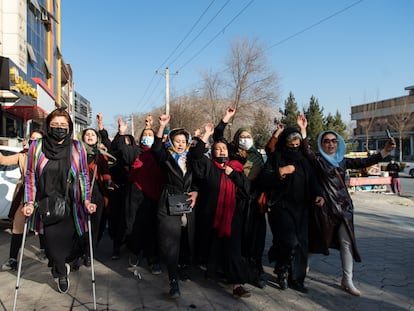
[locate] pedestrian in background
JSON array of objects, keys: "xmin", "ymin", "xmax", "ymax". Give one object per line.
[
  {"xmin": 23, "ymin": 108, "xmax": 96, "ymax": 294},
  {"xmin": 386, "ymin": 158, "xmax": 401, "ymax": 195}
]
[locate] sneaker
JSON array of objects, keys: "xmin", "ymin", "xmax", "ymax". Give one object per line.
[
  {"xmin": 38, "ymin": 249, "xmax": 47, "ymax": 261},
  {"xmin": 288, "ymin": 280, "xmax": 308, "ymax": 294},
  {"xmin": 169, "ymin": 279, "xmax": 180, "ymax": 299},
  {"xmin": 232, "ymin": 285, "xmax": 251, "ymax": 298},
  {"xmin": 83, "ymin": 255, "xmax": 91, "ymax": 267},
  {"xmin": 151, "ymin": 263, "xmax": 162, "ymax": 275},
  {"xmin": 58, "ymin": 276, "xmax": 70, "ymax": 293},
  {"xmin": 128, "ymin": 254, "xmax": 140, "ymax": 267},
  {"xmin": 1, "ymin": 258, "xmax": 18, "ymax": 271},
  {"xmin": 111, "ymin": 249, "xmax": 121, "ymax": 260}
]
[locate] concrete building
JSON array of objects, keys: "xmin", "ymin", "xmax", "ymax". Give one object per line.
[
  {"xmin": 0, "ymin": 0, "xmax": 90, "ymax": 141},
  {"xmin": 351, "ymin": 86, "xmax": 414, "ymax": 161}
]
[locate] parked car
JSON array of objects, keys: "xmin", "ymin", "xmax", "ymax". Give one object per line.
[
  {"xmin": 0, "ymin": 145, "xmax": 22, "ymax": 219},
  {"xmin": 401, "ymin": 162, "xmax": 414, "ymax": 178}
]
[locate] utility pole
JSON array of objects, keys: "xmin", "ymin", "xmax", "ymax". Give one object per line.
[
  {"xmin": 165, "ymin": 67, "xmax": 170, "ymax": 115},
  {"xmin": 130, "ymin": 113, "xmax": 134, "ymax": 138}
]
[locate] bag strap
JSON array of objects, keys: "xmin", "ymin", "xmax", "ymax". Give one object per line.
[{"xmin": 335, "ymin": 168, "xmax": 346, "ymax": 189}]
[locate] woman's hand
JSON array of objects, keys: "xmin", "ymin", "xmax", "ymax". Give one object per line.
[
  {"xmin": 279, "ymin": 165, "xmax": 295, "ymax": 179},
  {"xmin": 223, "ymin": 107, "xmax": 236, "ymax": 123},
  {"xmin": 158, "ymin": 114, "xmax": 170, "ymax": 127},
  {"xmin": 22, "ymin": 202, "xmax": 34, "ymax": 217},
  {"xmin": 85, "ymin": 200, "xmax": 97, "ymax": 214},
  {"xmin": 187, "ymin": 191, "xmax": 198, "ymax": 208},
  {"xmin": 315, "ymin": 196, "xmax": 325, "ymax": 207}
]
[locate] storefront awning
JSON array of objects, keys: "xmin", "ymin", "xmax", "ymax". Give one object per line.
[{"xmin": 1, "ymin": 90, "xmax": 48, "ymax": 120}]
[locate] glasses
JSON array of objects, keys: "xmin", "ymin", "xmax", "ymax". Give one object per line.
[{"xmin": 322, "ymin": 138, "xmax": 338, "ymax": 144}]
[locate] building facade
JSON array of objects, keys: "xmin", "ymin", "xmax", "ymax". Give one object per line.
[
  {"xmin": 351, "ymin": 87, "xmax": 414, "ymax": 161},
  {"xmin": 0, "ymin": 0, "xmax": 90, "ymax": 142}
]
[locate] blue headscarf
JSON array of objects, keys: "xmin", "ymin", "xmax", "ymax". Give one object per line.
[{"xmin": 317, "ymin": 130, "xmax": 346, "ymax": 168}]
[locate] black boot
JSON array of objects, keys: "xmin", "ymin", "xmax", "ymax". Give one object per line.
[{"xmin": 169, "ymin": 278, "xmax": 180, "ymax": 299}]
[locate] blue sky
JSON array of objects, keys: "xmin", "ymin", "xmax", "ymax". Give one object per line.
[{"xmin": 61, "ymin": 0, "xmax": 413, "ymax": 131}]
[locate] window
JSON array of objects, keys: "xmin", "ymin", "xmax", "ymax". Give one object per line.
[{"xmin": 27, "ymin": 43, "xmax": 37, "ymax": 63}]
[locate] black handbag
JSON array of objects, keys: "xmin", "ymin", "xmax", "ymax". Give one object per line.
[
  {"xmin": 167, "ymin": 193, "xmax": 192, "ymax": 216},
  {"xmin": 37, "ymin": 194, "xmax": 71, "ymax": 225},
  {"xmin": 37, "ymin": 148, "xmax": 73, "ymax": 225}
]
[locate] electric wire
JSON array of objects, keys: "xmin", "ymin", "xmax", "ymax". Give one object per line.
[
  {"xmin": 168, "ymin": 0, "xmax": 231, "ymax": 68},
  {"xmin": 135, "ymin": 0, "xmax": 217, "ymax": 112},
  {"xmin": 267, "ymin": 0, "xmax": 364, "ymax": 51},
  {"xmin": 177, "ymin": 0, "xmax": 255, "ymax": 72}
]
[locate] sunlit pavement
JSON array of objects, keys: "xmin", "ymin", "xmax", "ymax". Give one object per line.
[{"xmin": 0, "ymin": 192, "xmax": 413, "ymax": 311}]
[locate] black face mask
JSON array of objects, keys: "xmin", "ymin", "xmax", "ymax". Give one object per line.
[
  {"xmin": 214, "ymin": 156, "xmax": 229, "ymax": 164},
  {"xmin": 286, "ymin": 146, "xmax": 300, "ymax": 152},
  {"xmin": 49, "ymin": 127, "xmax": 68, "ymax": 141}
]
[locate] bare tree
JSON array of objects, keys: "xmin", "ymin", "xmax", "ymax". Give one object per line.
[
  {"xmin": 358, "ymin": 101, "xmax": 377, "ymax": 151},
  {"xmin": 201, "ymin": 70, "xmax": 223, "ymax": 125},
  {"xmin": 224, "ymin": 37, "xmax": 279, "ymax": 137},
  {"xmin": 386, "ymin": 97, "xmax": 414, "ymax": 161}
]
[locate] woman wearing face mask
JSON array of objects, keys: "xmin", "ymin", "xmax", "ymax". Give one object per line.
[
  {"xmin": 259, "ymin": 127, "xmax": 324, "ymax": 293},
  {"xmin": 151, "ymin": 114, "xmax": 198, "ymax": 299},
  {"xmin": 213, "ymin": 107, "xmax": 266, "ymax": 287},
  {"xmin": 297, "ymin": 114, "xmax": 396, "ymax": 296},
  {"xmin": 190, "ymin": 123, "xmax": 255, "ymax": 298},
  {"xmin": 23, "ymin": 108, "xmax": 95, "ymax": 294},
  {"xmin": 125, "ymin": 128, "xmax": 163, "ymax": 274},
  {"xmin": 68, "ymin": 128, "xmax": 114, "ymax": 269},
  {"xmin": 0, "ymin": 129, "xmax": 44, "ymax": 271}
]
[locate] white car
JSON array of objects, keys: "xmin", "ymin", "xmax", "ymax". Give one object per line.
[
  {"xmin": 0, "ymin": 145, "xmax": 22, "ymax": 219},
  {"xmin": 401, "ymin": 162, "xmax": 414, "ymax": 178}
]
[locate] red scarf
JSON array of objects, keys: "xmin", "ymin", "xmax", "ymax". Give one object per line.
[{"xmin": 213, "ymin": 159, "xmax": 244, "ymax": 237}]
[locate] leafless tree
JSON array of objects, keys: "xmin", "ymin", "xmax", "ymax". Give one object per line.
[
  {"xmin": 224, "ymin": 37, "xmax": 279, "ymax": 137},
  {"xmin": 386, "ymin": 97, "xmax": 414, "ymax": 161},
  {"xmin": 358, "ymin": 101, "xmax": 377, "ymax": 151}
]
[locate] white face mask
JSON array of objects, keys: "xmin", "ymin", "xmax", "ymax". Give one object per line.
[
  {"xmin": 239, "ymin": 138, "xmax": 253, "ymax": 150},
  {"xmin": 141, "ymin": 136, "xmax": 154, "ymax": 147}
]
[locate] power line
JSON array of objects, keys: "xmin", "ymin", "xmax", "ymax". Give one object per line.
[
  {"xmin": 177, "ymin": 0, "xmax": 255, "ymax": 72},
  {"xmin": 169, "ymin": 0, "xmax": 231, "ymax": 67},
  {"xmin": 157, "ymin": 0, "xmax": 217, "ymax": 71},
  {"xmin": 267, "ymin": 0, "xmax": 364, "ymax": 50},
  {"xmin": 135, "ymin": 0, "xmax": 217, "ymax": 112}
]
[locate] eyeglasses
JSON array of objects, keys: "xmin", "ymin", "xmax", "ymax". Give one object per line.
[{"xmin": 322, "ymin": 138, "xmax": 338, "ymax": 144}]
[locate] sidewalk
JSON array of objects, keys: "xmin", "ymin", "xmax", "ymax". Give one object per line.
[{"xmin": 0, "ymin": 192, "xmax": 413, "ymax": 311}]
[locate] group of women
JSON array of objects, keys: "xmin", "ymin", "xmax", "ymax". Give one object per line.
[{"xmin": 2, "ymin": 106, "xmax": 396, "ymax": 300}]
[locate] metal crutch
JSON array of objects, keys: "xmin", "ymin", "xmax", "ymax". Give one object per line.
[
  {"xmin": 88, "ymin": 165, "xmax": 98, "ymax": 310},
  {"xmin": 12, "ymin": 217, "xmax": 28, "ymax": 311}
]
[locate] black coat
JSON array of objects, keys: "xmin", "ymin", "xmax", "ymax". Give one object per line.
[
  {"xmin": 304, "ymin": 140, "xmax": 384, "ymax": 261},
  {"xmin": 151, "ymin": 136, "xmax": 197, "ymax": 268}
]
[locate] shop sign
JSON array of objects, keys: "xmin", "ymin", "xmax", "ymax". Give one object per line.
[{"xmin": 9, "ymin": 66, "xmax": 38, "ymax": 100}]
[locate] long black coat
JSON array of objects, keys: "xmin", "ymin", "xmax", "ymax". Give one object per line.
[
  {"xmin": 189, "ymin": 138, "xmax": 252, "ymax": 284},
  {"xmin": 304, "ymin": 141, "xmax": 384, "ymax": 261},
  {"xmin": 151, "ymin": 136, "xmax": 197, "ymax": 271}
]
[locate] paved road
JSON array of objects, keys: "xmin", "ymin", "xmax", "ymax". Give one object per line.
[{"xmin": 0, "ymin": 192, "xmax": 413, "ymax": 311}]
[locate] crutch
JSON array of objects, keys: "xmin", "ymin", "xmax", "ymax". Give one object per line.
[
  {"xmin": 12, "ymin": 217, "xmax": 29, "ymax": 311},
  {"xmin": 88, "ymin": 165, "xmax": 98, "ymax": 310}
]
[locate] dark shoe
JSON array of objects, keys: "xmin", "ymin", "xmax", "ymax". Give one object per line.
[
  {"xmin": 38, "ymin": 249, "xmax": 47, "ymax": 261},
  {"xmin": 83, "ymin": 255, "xmax": 91, "ymax": 267},
  {"xmin": 252, "ymin": 277, "xmax": 266, "ymax": 289},
  {"xmin": 151, "ymin": 263, "xmax": 162, "ymax": 275},
  {"xmin": 70, "ymin": 257, "xmax": 81, "ymax": 271},
  {"xmin": 178, "ymin": 265, "xmax": 190, "ymax": 281},
  {"xmin": 1, "ymin": 258, "xmax": 17, "ymax": 271},
  {"xmin": 288, "ymin": 280, "xmax": 308, "ymax": 293},
  {"xmin": 277, "ymin": 272, "xmax": 288, "ymax": 290},
  {"xmin": 58, "ymin": 276, "xmax": 69, "ymax": 293},
  {"xmin": 111, "ymin": 249, "xmax": 120, "ymax": 260},
  {"xmin": 233, "ymin": 285, "xmax": 251, "ymax": 298},
  {"xmin": 169, "ymin": 279, "xmax": 180, "ymax": 299}
]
